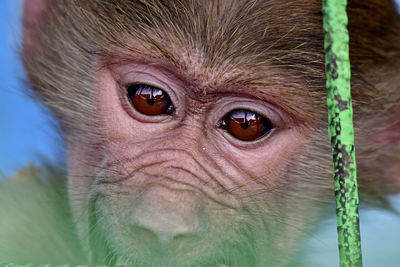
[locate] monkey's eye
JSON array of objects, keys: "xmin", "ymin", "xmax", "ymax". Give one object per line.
[
  {"xmin": 219, "ymin": 109, "xmax": 273, "ymax": 141},
  {"xmin": 127, "ymin": 84, "xmax": 175, "ymax": 116}
]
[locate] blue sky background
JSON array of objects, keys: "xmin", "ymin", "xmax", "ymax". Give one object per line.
[
  {"xmin": 0, "ymin": 0, "xmax": 62, "ymax": 177},
  {"xmin": 0, "ymin": 1, "xmax": 399, "ymax": 266}
]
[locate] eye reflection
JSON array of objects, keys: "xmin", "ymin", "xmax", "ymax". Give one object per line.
[
  {"xmin": 221, "ymin": 109, "xmax": 273, "ymax": 141},
  {"xmin": 127, "ymin": 84, "xmax": 175, "ymax": 116}
]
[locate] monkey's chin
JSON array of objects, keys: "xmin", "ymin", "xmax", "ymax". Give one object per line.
[
  {"xmin": 113, "ymin": 255, "xmax": 232, "ymax": 267},
  {"xmin": 90, "ymin": 231, "xmax": 237, "ymax": 267},
  {"xmin": 89, "ymin": 222, "xmax": 260, "ymax": 267},
  {"xmin": 99, "ymin": 243, "xmax": 235, "ymax": 267}
]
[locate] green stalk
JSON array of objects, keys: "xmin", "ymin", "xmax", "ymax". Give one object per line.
[{"xmin": 323, "ymin": 0, "xmax": 362, "ymax": 266}]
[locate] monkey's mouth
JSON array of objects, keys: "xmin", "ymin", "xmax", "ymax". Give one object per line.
[
  {"xmin": 89, "ymin": 195, "xmax": 235, "ymax": 267},
  {"xmin": 105, "ymin": 248, "xmax": 232, "ymax": 267},
  {"xmin": 104, "ymin": 246, "xmax": 233, "ymax": 267}
]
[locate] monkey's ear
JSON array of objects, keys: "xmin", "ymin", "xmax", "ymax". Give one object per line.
[
  {"xmin": 23, "ymin": 0, "xmax": 48, "ymax": 53},
  {"xmin": 370, "ymin": 120, "xmax": 400, "ymax": 193}
]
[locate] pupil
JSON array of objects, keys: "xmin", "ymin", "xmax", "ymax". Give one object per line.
[
  {"xmin": 241, "ymin": 122, "xmax": 249, "ymax": 129},
  {"xmin": 146, "ymin": 98, "xmax": 155, "ymax": 105}
]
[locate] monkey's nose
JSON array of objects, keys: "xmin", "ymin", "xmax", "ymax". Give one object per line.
[{"xmin": 129, "ymin": 185, "xmax": 206, "ymax": 247}]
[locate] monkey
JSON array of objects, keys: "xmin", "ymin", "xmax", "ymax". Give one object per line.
[{"xmin": 0, "ymin": 0, "xmax": 399, "ymax": 266}]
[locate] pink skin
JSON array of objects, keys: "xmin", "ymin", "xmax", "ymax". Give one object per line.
[
  {"xmin": 67, "ymin": 51, "xmax": 315, "ymax": 265},
  {"xmin": 23, "ymin": 0, "xmax": 47, "ymax": 53}
]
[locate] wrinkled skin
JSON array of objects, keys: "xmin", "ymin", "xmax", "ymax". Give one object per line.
[
  {"xmin": 22, "ymin": 0, "xmax": 400, "ymax": 266},
  {"xmin": 68, "ymin": 53, "xmax": 326, "ymax": 266}
]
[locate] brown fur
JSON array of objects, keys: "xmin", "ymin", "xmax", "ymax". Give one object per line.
[
  {"xmin": 23, "ymin": 0, "xmax": 400, "ymax": 199},
  {"xmin": 18, "ymin": 0, "xmax": 400, "ymax": 266}
]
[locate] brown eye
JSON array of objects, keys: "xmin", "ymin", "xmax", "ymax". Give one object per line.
[
  {"xmin": 127, "ymin": 84, "xmax": 174, "ymax": 116},
  {"xmin": 221, "ymin": 109, "xmax": 273, "ymax": 141}
]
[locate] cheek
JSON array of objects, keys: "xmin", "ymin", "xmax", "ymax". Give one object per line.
[
  {"xmin": 212, "ymin": 129, "xmax": 311, "ymax": 187},
  {"xmin": 67, "ymin": 142, "xmax": 99, "ymax": 250},
  {"xmin": 66, "ymin": 68, "xmax": 130, "ymax": 180},
  {"xmin": 96, "ymin": 68, "xmax": 139, "ymax": 141}
]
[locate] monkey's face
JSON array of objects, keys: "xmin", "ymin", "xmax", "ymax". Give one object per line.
[
  {"xmin": 22, "ymin": 0, "xmax": 400, "ymax": 265},
  {"xmin": 22, "ymin": 0, "xmax": 341, "ymax": 265},
  {"xmin": 67, "ymin": 48, "xmax": 332, "ymax": 266}
]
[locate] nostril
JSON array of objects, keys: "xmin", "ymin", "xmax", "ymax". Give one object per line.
[
  {"xmin": 172, "ymin": 232, "xmax": 200, "ymax": 249},
  {"xmin": 173, "ymin": 232, "xmax": 199, "ymax": 242},
  {"xmin": 129, "ymin": 225, "xmax": 159, "ymax": 244},
  {"xmin": 129, "ymin": 222, "xmax": 200, "ymax": 248}
]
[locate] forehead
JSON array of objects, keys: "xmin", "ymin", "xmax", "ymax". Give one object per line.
[
  {"xmin": 99, "ymin": 0, "xmax": 324, "ymax": 86},
  {"xmin": 91, "ymin": 0, "xmax": 326, "ymax": 123}
]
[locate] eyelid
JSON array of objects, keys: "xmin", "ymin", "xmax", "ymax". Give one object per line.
[
  {"xmin": 119, "ymin": 72, "xmax": 170, "ymax": 92},
  {"xmin": 112, "ymin": 64, "xmax": 178, "ymax": 93},
  {"xmin": 116, "ymin": 69, "xmax": 180, "ymax": 107},
  {"xmin": 216, "ymin": 98, "xmax": 285, "ymax": 130}
]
